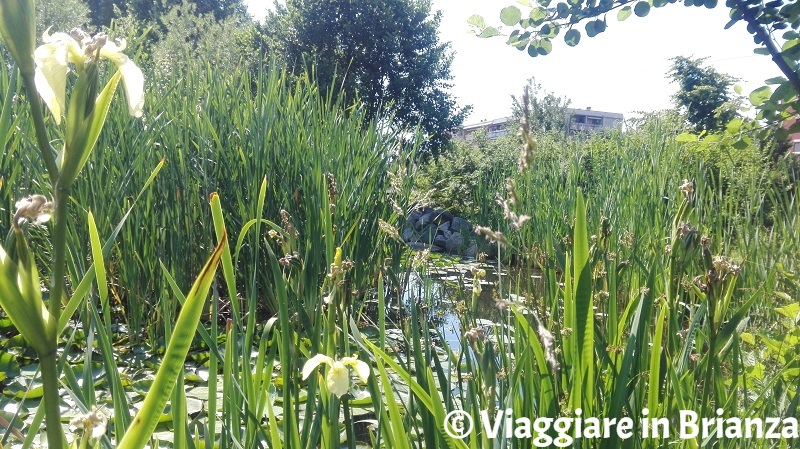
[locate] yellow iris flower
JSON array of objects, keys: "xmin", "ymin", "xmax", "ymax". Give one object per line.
[
  {"xmin": 302, "ymin": 354, "xmax": 370, "ymax": 398},
  {"xmin": 33, "ymin": 29, "xmax": 144, "ymax": 125}
]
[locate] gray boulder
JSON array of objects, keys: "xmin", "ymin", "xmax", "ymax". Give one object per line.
[
  {"xmin": 465, "ymin": 241, "xmax": 478, "ymax": 258},
  {"xmin": 402, "ymin": 224, "xmax": 414, "ymax": 242},
  {"xmin": 418, "ymin": 224, "xmax": 438, "ymax": 244},
  {"xmin": 418, "ymin": 212, "xmax": 433, "ymax": 228},
  {"xmin": 433, "ymin": 234, "xmax": 448, "ymax": 249},
  {"xmin": 432, "ymin": 209, "xmax": 454, "ymax": 224},
  {"xmin": 445, "ymin": 232, "xmax": 464, "ymax": 253},
  {"xmin": 451, "ymin": 217, "xmax": 473, "ymax": 234}
]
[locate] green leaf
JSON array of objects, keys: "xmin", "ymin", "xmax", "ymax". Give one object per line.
[
  {"xmin": 781, "ymin": 37, "xmax": 799, "ymax": 52},
  {"xmin": 541, "ymin": 23, "xmax": 556, "ymax": 37},
  {"xmin": 538, "ymin": 39, "xmax": 553, "ymax": 55},
  {"xmin": 556, "ymin": 2, "xmax": 570, "ymax": 18},
  {"xmin": 765, "ymin": 76, "xmax": 787, "ymax": 85},
  {"xmin": 676, "ymin": 132, "xmax": 698, "ymax": 143},
  {"xmin": 61, "ymin": 70, "xmax": 123, "ymax": 188},
  {"xmin": 749, "ymin": 85, "xmax": 772, "ymax": 106},
  {"xmin": 617, "ymin": 6, "xmax": 632, "ymax": 20},
  {"xmin": 0, "ymin": 352, "xmax": 20, "ymax": 382},
  {"xmin": 732, "ymin": 138, "xmax": 750, "ymax": 150},
  {"xmin": 647, "ymin": 301, "xmax": 668, "ymax": 414},
  {"xmin": 585, "ymin": 20, "xmax": 598, "ymax": 38},
  {"xmin": 565, "ymin": 28, "xmax": 581, "ymax": 46},
  {"xmin": 654, "ymin": 0, "xmax": 669, "ymax": 6},
  {"xmin": 529, "ymin": 7, "xmax": 548, "ymax": 25},
  {"xmin": 772, "ymin": 81, "xmax": 798, "ymax": 103},
  {"xmin": 776, "ymin": 303, "xmax": 800, "ymax": 320},
  {"xmin": 572, "ymin": 189, "xmax": 595, "ymax": 414},
  {"xmin": 478, "ymin": 26, "xmax": 500, "ymax": 38},
  {"xmin": 0, "ymin": 240, "xmax": 49, "ymax": 354},
  {"xmin": 500, "ymin": 6, "xmax": 522, "ymax": 26},
  {"xmin": 594, "ymin": 19, "xmax": 607, "ymax": 34},
  {"xmin": 0, "ymin": 68, "xmax": 16, "ymax": 149},
  {"xmin": 116, "ymin": 233, "xmax": 226, "ymax": 449},
  {"xmin": 467, "ymin": 15, "xmax": 485, "ymax": 29},
  {"xmin": 634, "ymin": 1, "xmax": 651, "ymax": 17},
  {"xmin": 725, "ymin": 118, "xmax": 744, "ymax": 133},
  {"xmin": 703, "ymin": 0, "xmax": 717, "ymax": 8}
]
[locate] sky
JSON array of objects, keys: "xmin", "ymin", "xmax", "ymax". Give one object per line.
[{"xmin": 244, "ymin": 0, "xmax": 783, "ymax": 125}]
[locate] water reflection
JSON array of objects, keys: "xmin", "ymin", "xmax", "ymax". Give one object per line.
[{"xmin": 387, "ymin": 260, "xmax": 543, "ymax": 352}]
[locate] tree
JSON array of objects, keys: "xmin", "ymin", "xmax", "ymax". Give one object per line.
[
  {"xmin": 266, "ymin": 0, "xmax": 469, "ymax": 158},
  {"xmin": 468, "ymin": 0, "xmax": 800, "ymax": 137},
  {"xmin": 125, "ymin": 0, "xmax": 247, "ymax": 22},
  {"xmin": 150, "ymin": 1, "xmax": 258, "ymax": 77},
  {"xmin": 511, "ymin": 77, "xmax": 572, "ymax": 135},
  {"xmin": 84, "ymin": 0, "xmax": 125, "ymax": 28},
  {"xmin": 36, "ymin": 0, "xmax": 90, "ymax": 34},
  {"xmin": 80, "ymin": 0, "xmax": 249, "ymax": 28},
  {"xmin": 668, "ymin": 56, "xmax": 739, "ymax": 132}
]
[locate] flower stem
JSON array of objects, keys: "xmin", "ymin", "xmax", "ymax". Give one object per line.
[
  {"xmin": 40, "ymin": 350, "xmax": 65, "ymax": 449},
  {"xmin": 701, "ymin": 295, "xmax": 717, "ymax": 419},
  {"xmin": 48, "ymin": 185, "xmax": 69, "ymax": 330},
  {"xmin": 20, "ymin": 68, "xmax": 67, "ymax": 449},
  {"xmin": 20, "ymin": 71, "xmax": 59, "ymax": 184}
]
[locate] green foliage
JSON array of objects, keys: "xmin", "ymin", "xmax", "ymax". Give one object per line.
[
  {"xmin": 512, "ymin": 76, "xmax": 571, "ymax": 135},
  {"xmin": 416, "ymin": 130, "xmax": 518, "ymax": 217},
  {"xmin": 668, "ymin": 56, "xmax": 739, "ymax": 133},
  {"xmin": 122, "ymin": 0, "xmax": 247, "ymax": 24},
  {"xmin": 150, "ymin": 0, "xmax": 258, "ymax": 78},
  {"xmin": 84, "ymin": 0, "xmax": 125, "ymax": 28},
  {"xmin": 265, "ymin": 0, "xmax": 469, "ymax": 158},
  {"xmin": 35, "ymin": 0, "xmax": 90, "ymax": 35}
]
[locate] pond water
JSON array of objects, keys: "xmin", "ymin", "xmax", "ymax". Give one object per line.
[{"xmin": 386, "ymin": 257, "xmax": 544, "ymax": 352}]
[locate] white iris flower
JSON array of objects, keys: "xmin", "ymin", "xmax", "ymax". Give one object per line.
[
  {"xmin": 33, "ymin": 29, "xmax": 144, "ymax": 125},
  {"xmin": 302, "ymin": 354, "xmax": 370, "ymax": 398}
]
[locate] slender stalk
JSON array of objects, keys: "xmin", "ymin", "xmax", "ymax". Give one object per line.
[
  {"xmin": 39, "ymin": 351, "xmax": 65, "ymax": 449},
  {"xmin": 20, "ymin": 68, "xmax": 66, "ymax": 449},
  {"xmin": 20, "ymin": 72, "xmax": 59, "ymax": 183},
  {"xmin": 701, "ymin": 294, "xmax": 716, "ymax": 420},
  {"xmin": 48, "ymin": 185, "xmax": 69, "ymax": 327}
]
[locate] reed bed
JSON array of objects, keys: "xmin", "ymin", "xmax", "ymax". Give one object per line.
[{"xmin": 0, "ymin": 48, "xmax": 798, "ymax": 449}]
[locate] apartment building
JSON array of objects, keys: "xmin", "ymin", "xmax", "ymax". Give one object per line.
[
  {"xmin": 457, "ymin": 116, "xmax": 512, "ymax": 140},
  {"xmin": 458, "ymin": 107, "xmax": 623, "ymax": 141},
  {"xmin": 566, "ymin": 107, "xmax": 624, "ymax": 135}
]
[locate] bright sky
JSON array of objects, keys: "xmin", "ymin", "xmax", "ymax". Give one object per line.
[{"xmin": 244, "ymin": 0, "xmax": 782, "ymax": 125}]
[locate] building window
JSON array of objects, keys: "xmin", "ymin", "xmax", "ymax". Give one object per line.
[
  {"xmin": 588, "ymin": 116, "xmax": 603, "ymax": 126},
  {"xmin": 793, "ymin": 141, "xmax": 800, "ymax": 154},
  {"xmin": 572, "ymin": 115, "xmax": 586, "ymax": 124}
]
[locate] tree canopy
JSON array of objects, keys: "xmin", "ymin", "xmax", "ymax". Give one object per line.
[
  {"xmin": 469, "ymin": 0, "xmax": 800, "ymax": 138},
  {"xmin": 36, "ymin": 0, "xmax": 90, "ymax": 34},
  {"xmin": 266, "ymin": 0, "xmax": 469, "ymax": 157},
  {"xmin": 512, "ymin": 77, "xmax": 572, "ymax": 134},
  {"xmin": 668, "ymin": 56, "xmax": 739, "ymax": 132},
  {"xmin": 84, "ymin": 0, "xmax": 247, "ymax": 28}
]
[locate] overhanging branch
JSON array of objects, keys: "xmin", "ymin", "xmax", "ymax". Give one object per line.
[{"xmin": 733, "ymin": 0, "xmax": 800, "ymax": 97}]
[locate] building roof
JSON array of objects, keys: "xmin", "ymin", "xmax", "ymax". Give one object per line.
[
  {"xmin": 566, "ymin": 108, "xmax": 624, "ymax": 120},
  {"xmin": 460, "ymin": 116, "xmax": 512, "ymax": 132}
]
